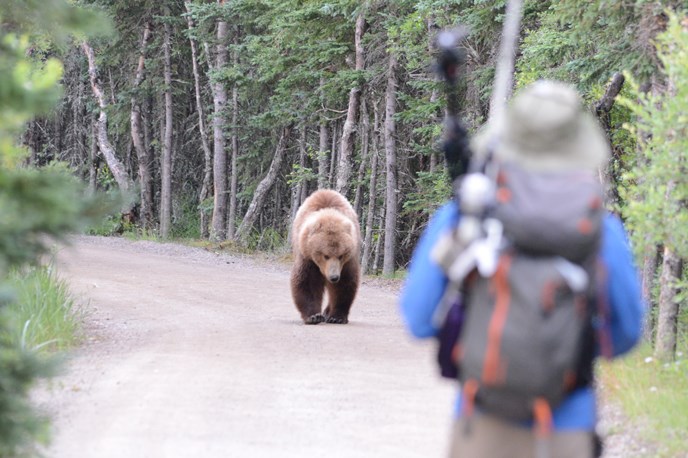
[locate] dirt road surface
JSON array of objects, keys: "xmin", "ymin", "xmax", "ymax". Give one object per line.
[{"xmin": 37, "ymin": 236, "xmax": 455, "ymax": 458}]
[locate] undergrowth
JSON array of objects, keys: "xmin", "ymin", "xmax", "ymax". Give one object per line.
[
  {"xmin": 5, "ymin": 265, "xmax": 82, "ymax": 352},
  {"xmin": 599, "ymin": 342, "xmax": 688, "ymax": 457}
]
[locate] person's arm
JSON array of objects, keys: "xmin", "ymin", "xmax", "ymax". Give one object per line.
[
  {"xmin": 601, "ymin": 214, "xmax": 645, "ymax": 357},
  {"xmin": 399, "ymin": 202, "xmax": 459, "ymax": 338}
]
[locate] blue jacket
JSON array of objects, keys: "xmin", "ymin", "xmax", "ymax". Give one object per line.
[{"xmin": 399, "ymin": 202, "xmax": 644, "ymax": 430}]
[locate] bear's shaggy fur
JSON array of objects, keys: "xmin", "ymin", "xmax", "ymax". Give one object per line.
[{"xmin": 290, "ymin": 189, "xmax": 361, "ymax": 324}]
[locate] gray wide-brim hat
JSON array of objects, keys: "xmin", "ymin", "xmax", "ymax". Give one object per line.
[{"xmin": 473, "ymin": 80, "xmax": 610, "ymax": 171}]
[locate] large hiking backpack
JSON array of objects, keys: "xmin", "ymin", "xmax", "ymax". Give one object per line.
[{"xmin": 433, "ymin": 162, "xmax": 606, "ymax": 423}]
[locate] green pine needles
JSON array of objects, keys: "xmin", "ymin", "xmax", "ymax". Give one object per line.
[{"xmin": 619, "ymin": 12, "xmax": 688, "ymax": 261}]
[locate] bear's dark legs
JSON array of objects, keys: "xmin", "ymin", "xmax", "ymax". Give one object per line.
[
  {"xmin": 291, "ymin": 259, "xmax": 326, "ymax": 324},
  {"xmin": 323, "ymin": 261, "xmax": 360, "ymax": 324}
]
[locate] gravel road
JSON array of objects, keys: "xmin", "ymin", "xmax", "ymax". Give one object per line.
[
  {"xmin": 35, "ymin": 235, "xmax": 654, "ymax": 457},
  {"xmin": 37, "ymin": 235, "xmax": 455, "ymax": 457}
]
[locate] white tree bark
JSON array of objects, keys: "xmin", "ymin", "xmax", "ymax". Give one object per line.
[
  {"xmin": 235, "ymin": 128, "xmax": 290, "ymax": 243},
  {"xmin": 335, "ymin": 11, "xmax": 366, "ymax": 197},
  {"xmin": 361, "ymin": 102, "xmax": 380, "ymax": 274},
  {"xmin": 185, "ymin": 2, "xmax": 213, "ymax": 239},
  {"xmin": 82, "ymin": 41, "xmax": 134, "ymax": 211},
  {"xmin": 228, "ymin": 36, "xmax": 240, "ymax": 239},
  {"xmin": 160, "ymin": 9, "xmax": 174, "ymax": 238},
  {"xmin": 130, "ymin": 22, "xmax": 153, "ymax": 229},
  {"xmin": 382, "ymin": 52, "xmax": 398, "ymax": 277},
  {"xmin": 655, "ymin": 244, "xmax": 682, "ymax": 360},
  {"xmin": 353, "ymin": 96, "xmax": 370, "ymax": 218},
  {"xmin": 488, "ymin": 0, "xmax": 523, "ymax": 132},
  {"xmin": 210, "ymin": 18, "xmax": 229, "ymax": 241},
  {"xmin": 317, "ymin": 77, "xmax": 330, "ymax": 189}
]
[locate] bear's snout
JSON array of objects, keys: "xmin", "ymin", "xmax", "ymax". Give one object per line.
[{"xmin": 323, "ymin": 259, "xmax": 343, "ymax": 284}]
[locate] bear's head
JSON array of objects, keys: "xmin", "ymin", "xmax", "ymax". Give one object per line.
[{"xmin": 300, "ymin": 209, "xmax": 358, "ymax": 284}]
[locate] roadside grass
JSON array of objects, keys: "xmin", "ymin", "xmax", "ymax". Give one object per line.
[
  {"xmin": 5, "ymin": 265, "xmax": 82, "ymax": 353},
  {"xmin": 598, "ymin": 342, "xmax": 688, "ymax": 457}
]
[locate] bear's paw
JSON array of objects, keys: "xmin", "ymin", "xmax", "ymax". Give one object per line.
[
  {"xmin": 304, "ymin": 313, "xmax": 326, "ymax": 325},
  {"xmin": 325, "ymin": 315, "xmax": 348, "ymax": 324}
]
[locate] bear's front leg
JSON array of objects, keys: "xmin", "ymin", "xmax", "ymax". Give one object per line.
[
  {"xmin": 291, "ymin": 258, "xmax": 326, "ymax": 324},
  {"xmin": 324, "ymin": 261, "xmax": 360, "ymax": 324}
]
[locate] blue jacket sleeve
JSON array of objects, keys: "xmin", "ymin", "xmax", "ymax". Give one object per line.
[
  {"xmin": 601, "ymin": 214, "xmax": 645, "ymax": 357},
  {"xmin": 399, "ymin": 202, "xmax": 459, "ymax": 338}
]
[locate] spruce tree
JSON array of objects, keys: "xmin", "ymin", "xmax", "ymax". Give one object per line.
[{"xmin": 0, "ymin": 1, "xmax": 111, "ymax": 455}]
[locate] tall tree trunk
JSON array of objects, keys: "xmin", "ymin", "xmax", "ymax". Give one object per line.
[
  {"xmin": 130, "ymin": 21, "xmax": 154, "ymax": 229},
  {"xmin": 382, "ymin": 52, "xmax": 398, "ymax": 277},
  {"xmin": 317, "ymin": 77, "xmax": 329, "ymax": 189},
  {"xmin": 427, "ymin": 16, "xmax": 440, "ymax": 173},
  {"xmin": 353, "ymin": 96, "xmax": 370, "ymax": 218},
  {"xmin": 227, "ymin": 34, "xmax": 240, "ymax": 239},
  {"xmin": 82, "ymin": 41, "xmax": 134, "ymax": 212},
  {"xmin": 185, "ymin": 2, "xmax": 213, "ymax": 239},
  {"xmin": 361, "ymin": 103, "xmax": 380, "ymax": 274},
  {"xmin": 595, "ymin": 72, "xmax": 625, "ymax": 206},
  {"xmin": 488, "ymin": 0, "xmax": 523, "ymax": 130},
  {"xmin": 335, "ymin": 11, "xmax": 366, "ymax": 197},
  {"xmin": 329, "ymin": 121, "xmax": 338, "ymax": 187},
  {"xmin": 210, "ymin": 17, "xmax": 229, "ymax": 241},
  {"xmin": 642, "ymin": 245, "xmax": 659, "ymax": 341},
  {"xmin": 654, "ymin": 244, "xmax": 682, "ymax": 360},
  {"xmin": 372, "ymin": 196, "xmax": 386, "ymax": 275},
  {"xmin": 235, "ymin": 128, "xmax": 291, "ymax": 244},
  {"xmin": 89, "ymin": 115, "xmax": 98, "ymax": 193},
  {"xmin": 299, "ymin": 124, "xmax": 309, "ymax": 203},
  {"xmin": 160, "ymin": 10, "xmax": 174, "ymax": 238}
]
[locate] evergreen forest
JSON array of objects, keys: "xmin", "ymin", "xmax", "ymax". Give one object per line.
[
  {"xmin": 22, "ymin": 0, "xmax": 687, "ymax": 355},
  {"xmin": 2, "ymin": 0, "xmax": 688, "ymax": 453},
  {"xmin": 7, "ymin": 0, "xmax": 688, "ymax": 362}
]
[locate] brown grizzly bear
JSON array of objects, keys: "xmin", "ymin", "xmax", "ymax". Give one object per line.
[{"xmin": 290, "ymin": 189, "xmax": 361, "ymax": 324}]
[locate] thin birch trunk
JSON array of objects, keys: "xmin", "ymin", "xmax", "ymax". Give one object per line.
[
  {"xmin": 159, "ymin": 9, "xmax": 174, "ymax": 238},
  {"xmin": 361, "ymin": 103, "xmax": 380, "ymax": 274},
  {"xmin": 210, "ymin": 17, "xmax": 229, "ymax": 241},
  {"xmin": 335, "ymin": 11, "xmax": 366, "ymax": 197},
  {"xmin": 89, "ymin": 115, "xmax": 97, "ymax": 193},
  {"xmin": 329, "ymin": 121, "xmax": 338, "ymax": 187},
  {"xmin": 235, "ymin": 128, "xmax": 291, "ymax": 244},
  {"xmin": 353, "ymin": 96, "xmax": 370, "ymax": 218},
  {"xmin": 299, "ymin": 125, "xmax": 309, "ymax": 203},
  {"xmin": 382, "ymin": 52, "xmax": 398, "ymax": 276},
  {"xmin": 82, "ymin": 41, "xmax": 134, "ymax": 211},
  {"xmin": 227, "ymin": 35, "xmax": 240, "ymax": 239},
  {"xmin": 654, "ymin": 244, "xmax": 682, "ymax": 360},
  {"xmin": 372, "ymin": 196, "xmax": 386, "ymax": 275},
  {"xmin": 318, "ymin": 77, "xmax": 329, "ymax": 189},
  {"xmin": 185, "ymin": 2, "xmax": 213, "ymax": 239},
  {"xmin": 131, "ymin": 22, "xmax": 153, "ymax": 229},
  {"xmin": 288, "ymin": 126, "xmax": 307, "ymax": 242},
  {"xmin": 641, "ymin": 246, "xmax": 659, "ymax": 341},
  {"xmin": 488, "ymin": 0, "xmax": 523, "ymax": 132},
  {"xmin": 427, "ymin": 16, "xmax": 439, "ymax": 173}
]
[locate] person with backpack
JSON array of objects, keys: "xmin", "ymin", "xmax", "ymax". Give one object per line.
[{"xmin": 399, "ymin": 80, "xmax": 644, "ymax": 458}]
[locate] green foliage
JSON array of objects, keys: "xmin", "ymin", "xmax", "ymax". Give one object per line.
[
  {"xmin": 0, "ymin": 0, "xmax": 113, "ymax": 455},
  {"xmin": 516, "ymin": 0, "xmax": 661, "ymax": 92},
  {"xmin": 0, "ymin": 310, "xmax": 54, "ymax": 457},
  {"xmin": 617, "ymin": 12, "xmax": 688, "ymax": 258},
  {"xmin": 0, "ymin": 163, "xmax": 114, "ymax": 272},
  {"xmin": 243, "ymin": 226, "xmax": 286, "ymax": 253},
  {"xmin": 599, "ymin": 343, "xmax": 688, "ymax": 457},
  {"xmin": 6, "ymin": 266, "xmax": 82, "ymax": 352},
  {"xmin": 1, "ymin": 0, "xmax": 110, "ymax": 44},
  {"xmin": 401, "ymin": 169, "xmax": 452, "ymax": 217},
  {"xmin": 287, "ymin": 162, "xmax": 318, "ymax": 187},
  {"xmin": 171, "ymin": 196, "xmax": 202, "ymax": 240}
]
